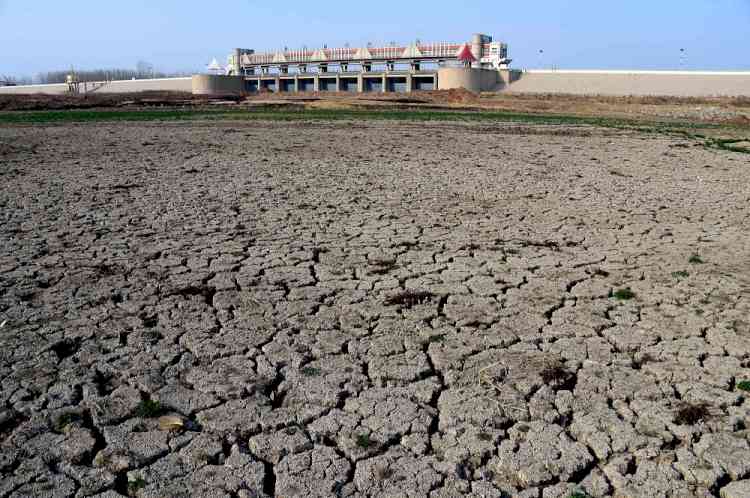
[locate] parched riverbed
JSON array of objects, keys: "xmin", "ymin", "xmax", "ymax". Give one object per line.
[{"xmin": 1, "ymin": 117, "xmax": 750, "ymax": 497}]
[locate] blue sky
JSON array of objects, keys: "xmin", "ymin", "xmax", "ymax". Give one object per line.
[{"xmin": 1, "ymin": 0, "xmax": 749, "ymax": 78}]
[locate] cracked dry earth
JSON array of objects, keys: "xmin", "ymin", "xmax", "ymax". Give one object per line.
[{"xmin": 1, "ymin": 117, "xmax": 750, "ymax": 498}]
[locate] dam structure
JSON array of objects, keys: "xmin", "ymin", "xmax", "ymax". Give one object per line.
[
  {"xmin": 192, "ymin": 33, "xmax": 509, "ymax": 95},
  {"xmin": 3, "ymin": 31, "xmax": 750, "ymax": 97}
]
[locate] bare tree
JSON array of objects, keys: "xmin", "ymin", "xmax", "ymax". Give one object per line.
[
  {"xmin": 1, "ymin": 75, "xmax": 32, "ymax": 86},
  {"xmin": 136, "ymin": 60, "xmax": 154, "ymax": 79},
  {"xmin": 35, "ymin": 65, "xmax": 192, "ymax": 84}
]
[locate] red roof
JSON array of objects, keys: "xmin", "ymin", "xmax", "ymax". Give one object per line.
[{"xmin": 456, "ymin": 44, "xmax": 476, "ymax": 62}]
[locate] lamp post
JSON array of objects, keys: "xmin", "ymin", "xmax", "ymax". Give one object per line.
[
  {"xmin": 538, "ymin": 49, "xmax": 544, "ymax": 69},
  {"xmin": 679, "ymin": 48, "xmax": 686, "ymax": 70}
]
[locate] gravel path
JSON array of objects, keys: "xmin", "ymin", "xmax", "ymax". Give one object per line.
[{"xmin": 1, "ymin": 119, "xmax": 750, "ymax": 497}]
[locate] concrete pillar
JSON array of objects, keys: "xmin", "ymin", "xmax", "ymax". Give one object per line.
[
  {"xmin": 274, "ymin": 75, "xmax": 280, "ymax": 93},
  {"xmin": 357, "ymin": 74, "xmax": 364, "ymax": 93},
  {"xmin": 294, "ymin": 75, "xmax": 299, "ymax": 93},
  {"xmin": 382, "ymin": 74, "xmax": 387, "ymax": 93},
  {"xmin": 406, "ymin": 73, "xmax": 413, "ymax": 93},
  {"xmin": 314, "ymin": 74, "xmax": 319, "ymax": 92},
  {"xmin": 233, "ymin": 49, "xmax": 241, "ymax": 76},
  {"xmin": 335, "ymin": 74, "xmax": 340, "ymax": 92},
  {"xmin": 471, "ymin": 34, "xmax": 483, "ymax": 69}
]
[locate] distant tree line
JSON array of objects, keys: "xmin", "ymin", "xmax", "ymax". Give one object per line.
[
  {"xmin": 0, "ymin": 75, "xmax": 33, "ymax": 86},
  {"xmin": 35, "ymin": 69, "xmax": 187, "ymax": 84},
  {"xmin": 37, "ymin": 62, "xmax": 192, "ymax": 84},
  {"xmin": 3, "ymin": 61, "xmax": 194, "ymax": 86}
]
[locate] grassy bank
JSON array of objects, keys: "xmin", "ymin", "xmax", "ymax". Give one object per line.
[
  {"xmin": 0, "ymin": 106, "xmax": 717, "ymax": 127},
  {"xmin": 1, "ymin": 106, "xmax": 747, "ymax": 153}
]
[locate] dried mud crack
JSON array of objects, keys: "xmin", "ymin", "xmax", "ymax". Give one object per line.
[{"xmin": 1, "ymin": 117, "xmax": 750, "ymax": 497}]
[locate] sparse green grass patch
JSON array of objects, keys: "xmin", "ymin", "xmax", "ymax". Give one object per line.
[
  {"xmin": 672, "ymin": 270, "xmax": 690, "ymax": 279},
  {"xmin": 127, "ymin": 477, "xmax": 146, "ymax": 496},
  {"xmin": 301, "ymin": 366, "xmax": 322, "ymax": 377},
  {"xmin": 135, "ymin": 399, "xmax": 163, "ymax": 418},
  {"xmin": 613, "ymin": 288, "xmax": 635, "ymax": 300},
  {"xmin": 3, "ymin": 107, "xmax": 747, "ymax": 156},
  {"xmin": 427, "ymin": 334, "xmax": 447, "ymax": 344},
  {"xmin": 0, "ymin": 106, "xmax": 721, "ymax": 128},
  {"xmin": 568, "ymin": 492, "xmax": 592, "ymax": 498},
  {"xmin": 93, "ymin": 452, "xmax": 108, "ymax": 467},
  {"xmin": 706, "ymin": 138, "xmax": 750, "ymax": 154},
  {"xmin": 737, "ymin": 380, "xmax": 750, "ymax": 392},
  {"xmin": 52, "ymin": 412, "xmax": 81, "ymax": 433},
  {"xmin": 356, "ymin": 433, "xmax": 372, "ymax": 449},
  {"xmin": 689, "ymin": 254, "xmax": 704, "ymax": 264}
]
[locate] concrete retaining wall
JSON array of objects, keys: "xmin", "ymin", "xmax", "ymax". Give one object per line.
[
  {"xmin": 499, "ymin": 70, "xmax": 750, "ymax": 97},
  {"xmin": 2, "ymin": 70, "xmax": 748, "ymax": 97},
  {"xmin": 191, "ymin": 75, "xmax": 244, "ymax": 96},
  {"xmin": 0, "ymin": 83, "xmax": 69, "ymax": 95},
  {"xmin": 437, "ymin": 68, "xmax": 500, "ymax": 92},
  {"xmin": 0, "ymin": 77, "xmax": 193, "ymax": 95}
]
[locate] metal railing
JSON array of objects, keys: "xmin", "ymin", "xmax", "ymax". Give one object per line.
[{"xmin": 240, "ymin": 42, "xmax": 464, "ymax": 67}]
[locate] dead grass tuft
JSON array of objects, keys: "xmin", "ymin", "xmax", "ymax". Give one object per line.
[
  {"xmin": 674, "ymin": 402, "xmax": 711, "ymax": 425},
  {"xmin": 369, "ymin": 258, "xmax": 398, "ymax": 275},
  {"xmin": 539, "ymin": 363, "xmax": 573, "ymax": 385},
  {"xmin": 384, "ymin": 290, "xmax": 435, "ymax": 308}
]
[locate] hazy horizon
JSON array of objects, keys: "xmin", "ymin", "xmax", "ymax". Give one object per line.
[{"xmin": 2, "ymin": 0, "xmax": 749, "ymax": 80}]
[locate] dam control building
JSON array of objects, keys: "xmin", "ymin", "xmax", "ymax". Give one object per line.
[{"xmin": 192, "ymin": 33, "xmax": 510, "ymax": 95}]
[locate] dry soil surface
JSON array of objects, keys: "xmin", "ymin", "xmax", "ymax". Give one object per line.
[{"xmin": 1, "ymin": 119, "xmax": 750, "ymax": 498}]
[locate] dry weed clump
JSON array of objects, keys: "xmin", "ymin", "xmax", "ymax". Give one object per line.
[
  {"xmin": 384, "ymin": 290, "xmax": 435, "ymax": 308},
  {"xmin": 673, "ymin": 402, "xmax": 711, "ymax": 425}
]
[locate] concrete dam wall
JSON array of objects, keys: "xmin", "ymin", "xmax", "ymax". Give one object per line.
[
  {"xmin": 499, "ymin": 70, "xmax": 750, "ymax": 97},
  {"xmin": 192, "ymin": 75, "xmax": 245, "ymax": 96},
  {"xmin": 0, "ymin": 77, "xmax": 193, "ymax": 96},
  {"xmin": 436, "ymin": 68, "xmax": 501, "ymax": 92},
  {"xmin": 1, "ymin": 70, "xmax": 748, "ymax": 97}
]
